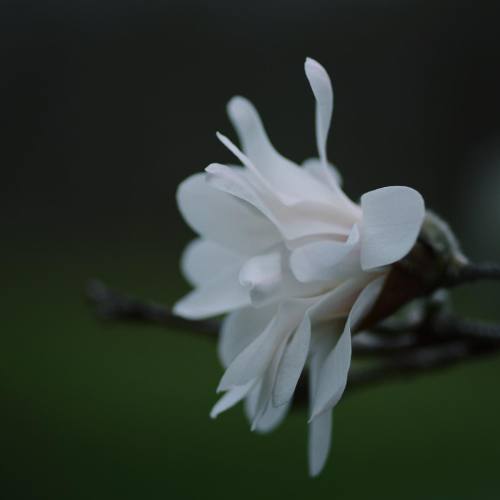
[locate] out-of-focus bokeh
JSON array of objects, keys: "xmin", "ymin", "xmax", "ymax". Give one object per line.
[{"xmin": 3, "ymin": 1, "xmax": 500, "ymax": 498}]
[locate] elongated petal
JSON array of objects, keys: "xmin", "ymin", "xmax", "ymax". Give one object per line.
[
  {"xmin": 307, "ymin": 323, "xmax": 336, "ymax": 476},
  {"xmin": 173, "ymin": 266, "xmax": 249, "ymax": 320},
  {"xmin": 210, "ymin": 380, "xmax": 254, "ymax": 419},
  {"xmin": 206, "ymin": 160, "xmax": 353, "ymax": 242},
  {"xmin": 311, "ymin": 276, "xmax": 386, "ymax": 419},
  {"xmin": 177, "ymin": 173, "xmax": 278, "ymax": 255},
  {"xmin": 304, "ymin": 58, "xmax": 333, "ymax": 166},
  {"xmin": 226, "ymin": 97, "xmax": 338, "ymax": 205},
  {"xmin": 360, "ymin": 186, "xmax": 425, "ymax": 270},
  {"xmin": 253, "ymin": 400, "xmax": 290, "ymax": 434},
  {"xmin": 218, "ymin": 305, "xmax": 276, "ymax": 368},
  {"xmin": 226, "ymin": 96, "xmax": 279, "ymax": 173},
  {"xmin": 308, "ymin": 408, "xmax": 333, "ymax": 477},
  {"xmin": 243, "ymin": 379, "xmax": 291, "ymax": 434},
  {"xmin": 272, "ymin": 276, "xmax": 367, "ymax": 408},
  {"xmin": 205, "ymin": 163, "xmax": 261, "ymax": 207},
  {"xmin": 243, "ymin": 382, "xmax": 260, "ymax": 423},
  {"xmin": 181, "ymin": 238, "xmax": 243, "ymax": 286},
  {"xmin": 272, "ymin": 315, "xmax": 311, "ymax": 407},
  {"xmin": 217, "ymin": 300, "xmax": 307, "ymax": 392},
  {"xmin": 251, "ymin": 338, "xmax": 288, "ymax": 430}
]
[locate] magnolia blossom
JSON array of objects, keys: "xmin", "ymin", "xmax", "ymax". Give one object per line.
[{"xmin": 174, "ymin": 58, "xmax": 425, "ymax": 476}]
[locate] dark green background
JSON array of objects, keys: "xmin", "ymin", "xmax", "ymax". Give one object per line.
[{"xmin": 3, "ymin": 1, "xmax": 500, "ymax": 498}]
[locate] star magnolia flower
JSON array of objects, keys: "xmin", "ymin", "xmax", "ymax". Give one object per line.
[{"xmin": 174, "ymin": 58, "xmax": 425, "ymax": 476}]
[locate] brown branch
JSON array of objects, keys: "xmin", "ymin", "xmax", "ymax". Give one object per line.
[
  {"xmin": 85, "ymin": 280, "xmax": 433, "ymax": 356},
  {"xmin": 86, "ymin": 279, "xmax": 219, "ymax": 337},
  {"xmin": 444, "ymin": 261, "xmax": 500, "ymax": 288},
  {"xmin": 86, "ymin": 273, "xmax": 500, "ymax": 408}
]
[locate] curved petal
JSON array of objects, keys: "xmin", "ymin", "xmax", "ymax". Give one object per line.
[
  {"xmin": 244, "ymin": 380, "xmax": 291, "ymax": 434},
  {"xmin": 217, "ymin": 299, "xmax": 308, "ymax": 392},
  {"xmin": 243, "ymin": 382, "xmax": 260, "ymax": 423},
  {"xmin": 304, "ymin": 58, "xmax": 333, "ymax": 166},
  {"xmin": 360, "ymin": 186, "xmax": 425, "ymax": 270},
  {"xmin": 308, "ymin": 408, "xmax": 333, "ymax": 477},
  {"xmin": 307, "ymin": 322, "xmax": 337, "ymax": 476},
  {"xmin": 272, "ymin": 275, "xmax": 367, "ymax": 408},
  {"xmin": 290, "ymin": 225, "xmax": 360, "ymax": 283},
  {"xmin": 176, "ymin": 172, "xmax": 279, "ymax": 255},
  {"xmin": 272, "ymin": 314, "xmax": 311, "ymax": 407},
  {"xmin": 181, "ymin": 238, "xmax": 243, "ymax": 286},
  {"xmin": 308, "ymin": 273, "xmax": 370, "ymax": 323},
  {"xmin": 310, "ymin": 275, "xmax": 386, "ymax": 419},
  {"xmin": 218, "ymin": 304, "xmax": 276, "ymax": 368},
  {"xmin": 225, "ymin": 97, "xmax": 337, "ymax": 205},
  {"xmin": 253, "ymin": 400, "xmax": 290, "ymax": 434},
  {"xmin": 206, "ymin": 161, "xmax": 354, "ymax": 242},
  {"xmin": 250, "ymin": 338, "xmax": 288, "ymax": 430},
  {"xmin": 226, "ymin": 96, "xmax": 280, "ymax": 173},
  {"xmin": 173, "ymin": 266, "xmax": 249, "ymax": 320}
]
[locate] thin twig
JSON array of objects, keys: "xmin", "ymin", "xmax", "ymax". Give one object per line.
[
  {"xmin": 444, "ymin": 261, "xmax": 500, "ymax": 287},
  {"xmin": 85, "ymin": 280, "xmax": 435, "ymax": 356},
  {"xmin": 86, "ymin": 267, "xmax": 500, "ymax": 406},
  {"xmin": 86, "ymin": 279, "xmax": 219, "ymax": 337}
]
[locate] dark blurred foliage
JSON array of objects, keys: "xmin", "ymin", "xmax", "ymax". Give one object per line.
[
  {"xmin": 2, "ymin": 1, "xmax": 500, "ymax": 499},
  {"xmin": 3, "ymin": 0, "xmax": 500, "ymax": 252}
]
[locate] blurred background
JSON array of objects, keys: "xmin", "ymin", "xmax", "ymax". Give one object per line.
[{"xmin": 3, "ymin": 0, "xmax": 500, "ymax": 498}]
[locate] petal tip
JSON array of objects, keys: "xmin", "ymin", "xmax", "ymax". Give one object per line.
[
  {"xmin": 304, "ymin": 57, "xmax": 329, "ymax": 80},
  {"xmin": 171, "ymin": 300, "xmax": 188, "ymax": 319},
  {"xmin": 227, "ymin": 95, "xmax": 250, "ymax": 116}
]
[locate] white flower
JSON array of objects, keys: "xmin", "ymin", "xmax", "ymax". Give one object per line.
[{"xmin": 174, "ymin": 58, "xmax": 425, "ymax": 476}]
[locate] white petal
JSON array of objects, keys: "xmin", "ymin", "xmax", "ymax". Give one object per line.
[
  {"xmin": 272, "ymin": 315, "xmax": 311, "ymax": 407},
  {"xmin": 173, "ymin": 266, "xmax": 249, "ymax": 320},
  {"xmin": 243, "ymin": 382, "xmax": 260, "ymax": 423},
  {"xmin": 290, "ymin": 225, "xmax": 360, "ymax": 283},
  {"xmin": 210, "ymin": 380, "xmax": 254, "ymax": 419},
  {"xmin": 244, "ymin": 380, "xmax": 290, "ymax": 433},
  {"xmin": 226, "ymin": 96, "xmax": 279, "ymax": 173},
  {"xmin": 181, "ymin": 238, "xmax": 243, "ymax": 286},
  {"xmin": 307, "ymin": 323, "xmax": 336, "ymax": 476},
  {"xmin": 226, "ymin": 96, "xmax": 337, "ymax": 205},
  {"xmin": 213, "ymin": 131, "xmax": 359, "ymax": 242},
  {"xmin": 254, "ymin": 400, "xmax": 290, "ymax": 434},
  {"xmin": 217, "ymin": 300, "xmax": 307, "ymax": 392},
  {"xmin": 205, "ymin": 163, "xmax": 261, "ymax": 207},
  {"xmin": 360, "ymin": 186, "xmax": 425, "ymax": 270},
  {"xmin": 218, "ymin": 305, "xmax": 276, "ymax": 368},
  {"xmin": 302, "ymin": 157, "xmax": 342, "ymax": 188},
  {"xmin": 272, "ymin": 275, "xmax": 369, "ymax": 408},
  {"xmin": 216, "ymin": 131, "xmax": 261, "ymax": 174},
  {"xmin": 176, "ymin": 173, "xmax": 278, "ymax": 255},
  {"xmin": 308, "ymin": 274, "xmax": 370, "ymax": 323},
  {"xmin": 304, "ymin": 58, "xmax": 333, "ymax": 166},
  {"xmin": 239, "ymin": 251, "xmax": 282, "ymax": 307},
  {"xmin": 251, "ymin": 338, "xmax": 288, "ymax": 431},
  {"xmin": 309, "ymin": 319, "xmax": 351, "ymax": 420},
  {"xmin": 310, "ymin": 276, "xmax": 386, "ymax": 419},
  {"xmin": 308, "ymin": 409, "xmax": 333, "ymax": 477},
  {"xmin": 206, "ymin": 161, "xmax": 354, "ymax": 242}
]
